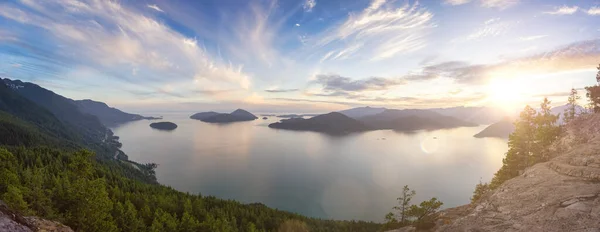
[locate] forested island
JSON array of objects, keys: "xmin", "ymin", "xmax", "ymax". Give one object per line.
[
  {"xmin": 190, "ymin": 109, "xmax": 258, "ymax": 123},
  {"xmin": 149, "ymin": 121, "xmax": 178, "ymax": 130}
]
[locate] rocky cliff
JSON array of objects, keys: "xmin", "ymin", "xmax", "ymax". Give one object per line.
[
  {"xmin": 0, "ymin": 200, "xmax": 72, "ymax": 232},
  {"xmin": 432, "ymin": 113, "xmax": 600, "ymax": 231}
]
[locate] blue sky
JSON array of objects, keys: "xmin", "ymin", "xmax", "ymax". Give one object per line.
[{"xmin": 1, "ymin": 0, "xmax": 599, "ymax": 113}]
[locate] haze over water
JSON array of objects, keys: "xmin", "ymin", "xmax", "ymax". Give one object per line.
[{"xmin": 112, "ymin": 112, "xmax": 507, "ymax": 222}]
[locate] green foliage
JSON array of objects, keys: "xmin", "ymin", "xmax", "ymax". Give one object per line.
[
  {"xmin": 3, "ymin": 186, "xmax": 28, "ymax": 213},
  {"xmin": 586, "ymin": 85, "xmax": 600, "ymax": 113},
  {"xmin": 488, "ymin": 98, "xmax": 560, "ymax": 190},
  {"xmin": 384, "ymin": 186, "xmax": 443, "ymax": 231},
  {"xmin": 470, "ymin": 181, "xmax": 491, "ymax": 203},
  {"xmin": 586, "ymin": 65, "xmax": 600, "ymax": 113},
  {"xmin": 563, "ymin": 88, "xmax": 580, "ymax": 123},
  {"xmin": 277, "ymin": 220, "xmax": 309, "ymax": 232},
  {"xmin": 406, "ymin": 197, "xmax": 443, "ymax": 229},
  {"xmin": 392, "ymin": 185, "xmax": 415, "ymax": 224}
]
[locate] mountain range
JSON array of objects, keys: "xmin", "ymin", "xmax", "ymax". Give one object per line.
[
  {"xmin": 268, "ymin": 112, "xmax": 370, "ymax": 134},
  {"xmin": 270, "ymin": 108, "xmax": 478, "ymax": 134},
  {"xmin": 75, "ymin": 99, "xmax": 160, "ymax": 126}
]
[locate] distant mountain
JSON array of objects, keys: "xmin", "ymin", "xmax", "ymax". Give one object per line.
[
  {"xmin": 473, "ymin": 120, "xmax": 515, "ymax": 138},
  {"xmin": 430, "ymin": 106, "xmax": 509, "ymax": 125},
  {"xmin": 2, "ymin": 79, "xmax": 108, "ymax": 148},
  {"xmin": 75, "ymin": 99, "xmax": 159, "ymax": 126},
  {"xmin": 268, "ymin": 112, "xmax": 370, "ymax": 134},
  {"xmin": 190, "ymin": 111, "xmax": 220, "ymax": 120},
  {"xmin": 338, "ymin": 106, "xmax": 386, "ymax": 119},
  {"xmin": 277, "ymin": 114, "xmax": 321, "ymax": 118},
  {"xmin": 191, "ymin": 109, "xmax": 257, "ymax": 123},
  {"xmin": 360, "ymin": 109, "xmax": 477, "ymax": 131},
  {"xmin": 150, "ymin": 122, "xmax": 177, "ymax": 130}
]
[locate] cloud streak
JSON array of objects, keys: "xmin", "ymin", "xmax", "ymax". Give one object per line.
[
  {"xmin": 316, "ymin": 0, "xmax": 435, "ymax": 61},
  {"xmin": 409, "ymin": 39, "xmax": 600, "ymax": 85},
  {"xmin": 544, "ymin": 5, "xmax": 578, "ymax": 15},
  {"xmin": 265, "ymin": 88, "xmax": 299, "ymax": 93},
  {"xmin": 0, "ymin": 0, "xmax": 252, "ymax": 99},
  {"xmin": 313, "ymin": 74, "xmax": 405, "ymax": 92},
  {"xmin": 147, "ymin": 4, "xmax": 164, "ymax": 12}
]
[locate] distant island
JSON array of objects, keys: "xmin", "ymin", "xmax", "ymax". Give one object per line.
[
  {"xmin": 269, "ymin": 108, "xmax": 478, "ymax": 134},
  {"xmin": 190, "ymin": 109, "xmax": 257, "ymax": 123},
  {"xmin": 269, "ymin": 112, "xmax": 370, "ymax": 134},
  {"xmin": 150, "ymin": 122, "xmax": 178, "ymax": 130},
  {"xmin": 474, "ymin": 120, "xmax": 515, "ymax": 138}
]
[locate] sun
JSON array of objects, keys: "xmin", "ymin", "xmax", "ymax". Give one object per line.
[{"xmin": 487, "ymin": 78, "xmax": 526, "ymax": 111}]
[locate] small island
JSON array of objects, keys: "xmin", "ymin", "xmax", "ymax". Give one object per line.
[
  {"xmin": 262, "ymin": 117, "xmax": 268, "ymax": 120},
  {"xmin": 149, "ymin": 122, "xmax": 178, "ymax": 131},
  {"xmin": 190, "ymin": 109, "xmax": 258, "ymax": 123}
]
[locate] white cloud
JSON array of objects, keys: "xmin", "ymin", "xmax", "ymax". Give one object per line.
[
  {"xmin": 444, "ymin": 0, "xmax": 472, "ymax": 6},
  {"xmin": 480, "ymin": 0, "xmax": 519, "ymax": 9},
  {"xmin": 544, "ymin": 5, "xmax": 578, "ymax": 15},
  {"xmin": 0, "ymin": 1, "xmax": 252, "ymax": 94},
  {"xmin": 11, "ymin": 63, "xmax": 22, "ymax": 68},
  {"xmin": 457, "ymin": 18, "xmax": 511, "ymax": 42},
  {"xmin": 316, "ymin": 0, "xmax": 435, "ymax": 61},
  {"xmin": 303, "ymin": 0, "xmax": 316, "ymax": 12},
  {"xmin": 147, "ymin": 4, "xmax": 164, "ymax": 12},
  {"xmin": 295, "ymin": 23, "xmax": 300, "ymax": 27},
  {"xmin": 519, "ymin": 35, "xmax": 548, "ymax": 41},
  {"xmin": 587, "ymin": 7, "xmax": 600, "ymax": 15}
]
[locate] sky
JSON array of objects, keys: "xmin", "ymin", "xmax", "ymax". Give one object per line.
[{"xmin": 1, "ymin": 0, "xmax": 599, "ymax": 113}]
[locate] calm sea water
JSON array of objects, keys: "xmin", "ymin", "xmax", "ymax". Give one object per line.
[{"xmin": 111, "ymin": 112, "xmax": 507, "ymax": 222}]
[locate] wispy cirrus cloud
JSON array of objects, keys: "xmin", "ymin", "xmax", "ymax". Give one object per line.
[
  {"xmin": 544, "ymin": 5, "xmax": 579, "ymax": 15},
  {"xmin": 0, "ymin": 0, "xmax": 252, "ymax": 100},
  {"xmin": 453, "ymin": 18, "xmax": 512, "ymax": 42},
  {"xmin": 443, "ymin": 0, "xmax": 472, "ymax": 6},
  {"xmin": 316, "ymin": 0, "xmax": 435, "ymax": 62},
  {"xmin": 147, "ymin": 4, "xmax": 164, "ymax": 12},
  {"xmin": 519, "ymin": 35, "xmax": 548, "ymax": 41},
  {"xmin": 480, "ymin": 0, "xmax": 520, "ymax": 9}
]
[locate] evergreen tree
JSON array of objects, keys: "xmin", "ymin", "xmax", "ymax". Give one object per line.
[
  {"xmin": 585, "ymin": 64, "xmax": 600, "ymax": 113},
  {"xmin": 392, "ymin": 185, "xmax": 415, "ymax": 225},
  {"xmin": 563, "ymin": 88, "xmax": 580, "ymax": 123},
  {"xmin": 3, "ymin": 186, "xmax": 29, "ymax": 213},
  {"xmin": 405, "ymin": 198, "xmax": 443, "ymax": 230}
]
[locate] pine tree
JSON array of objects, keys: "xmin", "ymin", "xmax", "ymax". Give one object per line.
[
  {"xmin": 563, "ymin": 88, "xmax": 580, "ymax": 123},
  {"xmin": 392, "ymin": 185, "xmax": 415, "ymax": 225},
  {"xmin": 3, "ymin": 186, "xmax": 29, "ymax": 213}
]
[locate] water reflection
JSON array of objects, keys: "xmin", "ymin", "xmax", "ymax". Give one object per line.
[{"xmin": 112, "ymin": 112, "xmax": 508, "ymax": 221}]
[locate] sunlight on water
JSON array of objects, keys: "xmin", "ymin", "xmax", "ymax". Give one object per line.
[{"xmin": 112, "ymin": 112, "xmax": 508, "ymax": 221}]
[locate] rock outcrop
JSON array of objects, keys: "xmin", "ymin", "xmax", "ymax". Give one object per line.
[
  {"xmin": 434, "ymin": 114, "xmax": 600, "ymax": 231},
  {"xmin": 0, "ymin": 200, "xmax": 72, "ymax": 232}
]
